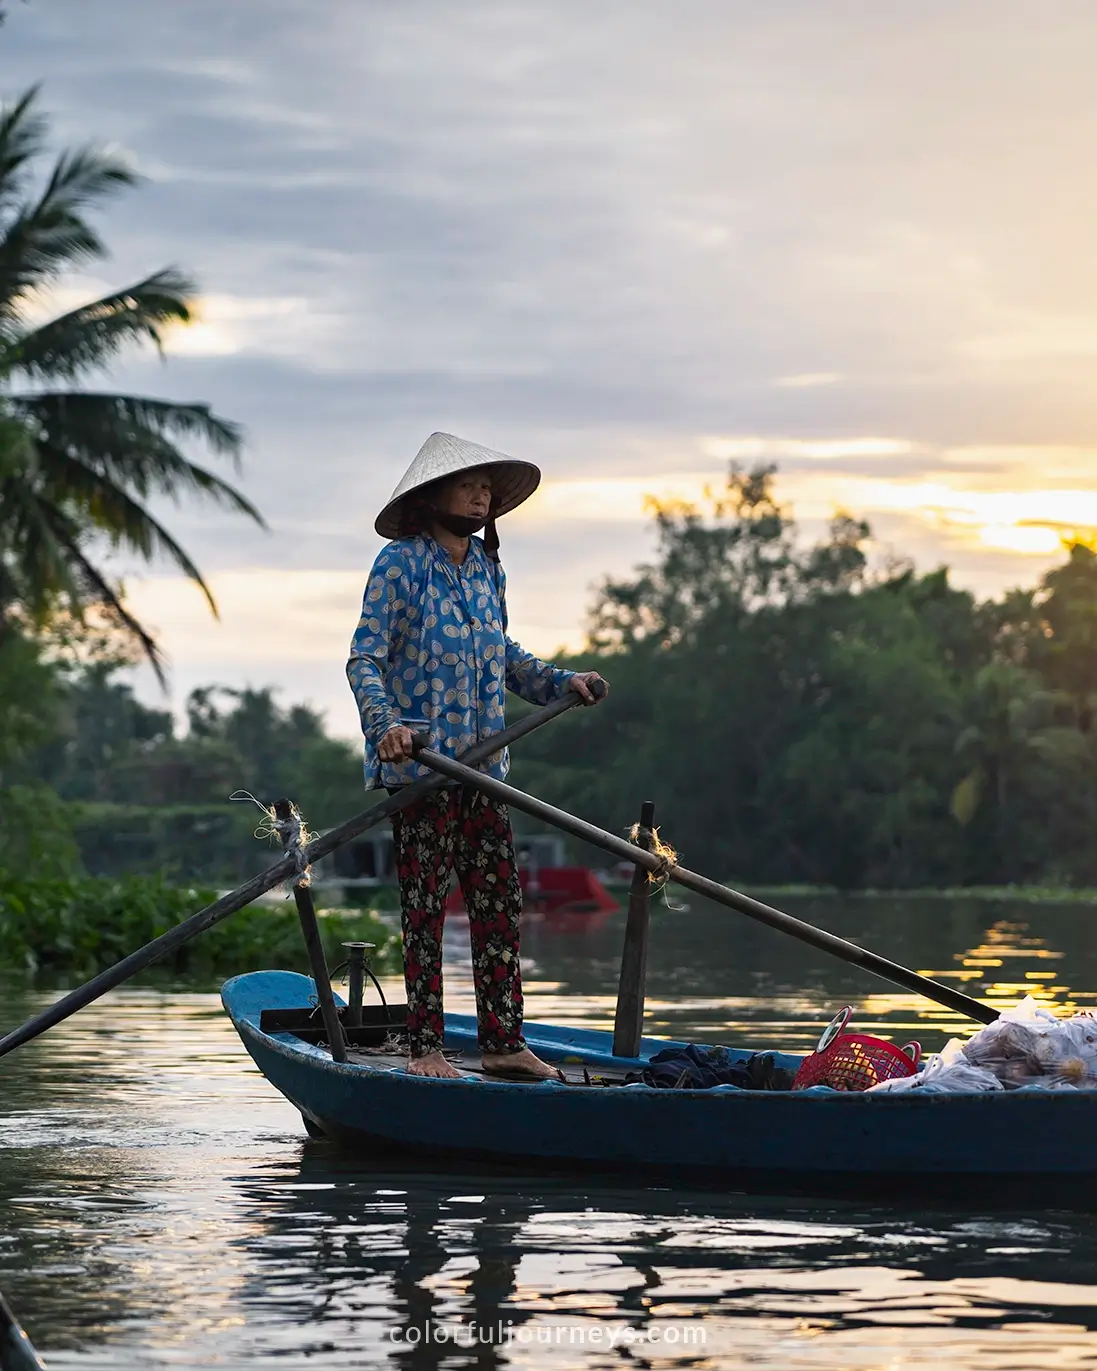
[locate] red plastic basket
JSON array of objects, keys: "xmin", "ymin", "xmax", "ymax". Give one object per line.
[{"xmin": 792, "ymin": 1006, "xmax": 921, "ymax": 1092}]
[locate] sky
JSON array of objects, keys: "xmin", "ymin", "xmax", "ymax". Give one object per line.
[{"xmin": 6, "ymin": 1, "xmax": 1097, "ymax": 738}]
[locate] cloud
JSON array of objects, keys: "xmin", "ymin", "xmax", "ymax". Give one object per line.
[
  {"xmin": 959, "ymin": 313, "xmax": 1097, "ymax": 364},
  {"xmin": 701, "ymin": 436, "xmax": 915, "ymax": 462},
  {"xmin": 775, "ymin": 373, "xmax": 842, "ymax": 389},
  {"xmin": 7, "ymin": 0, "xmax": 1097, "ymax": 715},
  {"xmin": 157, "ymin": 294, "xmax": 322, "ymax": 358}
]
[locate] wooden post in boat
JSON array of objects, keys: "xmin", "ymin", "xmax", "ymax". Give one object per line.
[
  {"xmin": 291, "ymin": 881, "xmax": 349, "ymax": 1064},
  {"xmin": 273, "ymin": 800, "xmax": 348, "ymax": 1064},
  {"xmin": 613, "ymin": 800, "xmax": 655, "ymax": 1058}
]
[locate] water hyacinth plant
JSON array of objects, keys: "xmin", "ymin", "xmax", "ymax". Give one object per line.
[{"xmin": 0, "ymin": 871, "xmax": 399, "ymax": 985}]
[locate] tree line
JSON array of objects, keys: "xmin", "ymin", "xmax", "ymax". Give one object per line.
[
  {"xmin": 514, "ymin": 466, "xmax": 1097, "ymax": 889},
  {"xmin": 11, "ymin": 462, "xmax": 1096, "ymax": 892}
]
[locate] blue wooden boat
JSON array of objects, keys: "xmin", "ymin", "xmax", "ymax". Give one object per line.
[{"xmin": 223, "ymin": 970, "xmax": 1097, "ymax": 1196}]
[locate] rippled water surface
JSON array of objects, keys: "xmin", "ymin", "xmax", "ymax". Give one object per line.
[{"xmin": 3, "ymin": 893, "xmax": 1097, "ymax": 1369}]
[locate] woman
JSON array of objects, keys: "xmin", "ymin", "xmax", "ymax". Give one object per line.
[{"xmin": 347, "ymin": 432, "xmax": 608, "ymax": 1080}]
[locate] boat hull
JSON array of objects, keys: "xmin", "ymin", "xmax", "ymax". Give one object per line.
[{"xmin": 223, "ymin": 971, "xmax": 1097, "ymax": 1196}]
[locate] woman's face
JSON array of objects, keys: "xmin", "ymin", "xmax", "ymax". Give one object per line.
[{"xmin": 439, "ymin": 469, "xmax": 493, "ymax": 520}]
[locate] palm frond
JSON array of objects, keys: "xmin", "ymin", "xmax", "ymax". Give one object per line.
[
  {"xmin": 13, "ymin": 391, "xmax": 260, "ymax": 518},
  {"xmin": 0, "ymin": 87, "xmax": 48, "ymax": 216},
  {"xmin": 0, "ymin": 466, "xmax": 84, "ymax": 609},
  {"xmin": 42, "ymin": 510, "xmax": 168, "ymax": 685},
  {"xmin": 0, "ymin": 88, "xmax": 261, "ymax": 680},
  {"xmin": 13, "ymin": 389, "xmax": 244, "ymax": 459},
  {"xmin": 90, "ymin": 393, "xmax": 244, "ymax": 460},
  {"xmin": 950, "ymin": 767, "xmax": 985, "ymax": 827},
  {"xmin": 36, "ymin": 141, "xmax": 138, "ymax": 213},
  {"xmin": 0, "ymin": 473, "xmax": 168, "ymax": 682},
  {"xmin": 5, "ymin": 268, "xmax": 198, "ymax": 380},
  {"xmin": 0, "ymin": 132, "xmax": 137, "ymax": 316},
  {"xmin": 29, "ymin": 439, "xmax": 222, "ymax": 615}
]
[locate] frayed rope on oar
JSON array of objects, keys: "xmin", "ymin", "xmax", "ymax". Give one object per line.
[
  {"xmin": 230, "ymin": 791, "xmax": 315, "ymax": 890},
  {"xmin": 626, "ymin": 820, "xmax": 684, "ymax": 910},
  {"xmin": 627, "ymin": 821, "xmax": 678, "ymax": 884}
]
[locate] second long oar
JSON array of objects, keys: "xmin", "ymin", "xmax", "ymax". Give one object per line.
[
  {"xmin": 411, "ymin": 744, "xmax": 999, "ymax": 1026},
  {"xmin": 0, "ymin": 690, "xmax": 596, "ymax": 1060}
]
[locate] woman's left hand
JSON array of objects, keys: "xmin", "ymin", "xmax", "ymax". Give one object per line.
[{"xmin": 568, "ymin": 671, "xmax": 609, "ymax": 705}]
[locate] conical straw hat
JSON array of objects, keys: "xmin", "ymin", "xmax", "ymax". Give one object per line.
[{"xmin": 375, "ymin": 432, "xmax": 541, "ymax": 539}]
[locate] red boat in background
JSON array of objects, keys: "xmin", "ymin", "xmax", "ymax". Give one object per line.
[
  {"xmin": 445, "ymin": 865, "xmax": 617, "ymax": 922},
  {"xmin": 445, "ymin": 832, "xmax": 618, "ymax": 928}
]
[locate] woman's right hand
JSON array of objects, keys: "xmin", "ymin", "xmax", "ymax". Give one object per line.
[{"xmin": 379, "ymin": 725, "xmax": 416, "ymax": 763}]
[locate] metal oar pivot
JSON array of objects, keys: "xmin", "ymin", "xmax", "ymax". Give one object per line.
[
  {"xmin": 0, "ymin": 688, "xmax": 595, "ymax": 1060},
  {"xmin": 408, "ymin": 741, "xmax": 999, "ymax": 1027}
]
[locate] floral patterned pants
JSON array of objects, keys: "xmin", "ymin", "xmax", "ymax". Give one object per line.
[{"xmin": 390, "ymin": 785, "xmax": 526, "ymax": 1059}]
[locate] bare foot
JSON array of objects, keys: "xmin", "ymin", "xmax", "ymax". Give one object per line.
[
  {"xmin": 406, "ymin": 1051, "xmax": 463, "ymax": 1080},
  {"xmin": 482, "ymin": 1047, "xmax": 563, "ymax": 1081}
]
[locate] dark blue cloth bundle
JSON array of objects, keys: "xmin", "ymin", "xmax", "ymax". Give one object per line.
[{"xmin": 641, "ymin": 1044, "xmax": 757, "ymax": 1090}]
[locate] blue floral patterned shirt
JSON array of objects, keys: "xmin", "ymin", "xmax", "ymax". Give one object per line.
[{"xmin": 347, "ymin": 534, "xmax": 574, "ymax": 789}]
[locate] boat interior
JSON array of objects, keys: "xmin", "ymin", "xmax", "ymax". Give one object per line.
[
  {"xmin": 259, "ymin": 1003, "xmax": 642, "ymax": 1085},
  {"xmin": 255, "ymin": 1001, "xmax": 807, "ymax": 1089}
]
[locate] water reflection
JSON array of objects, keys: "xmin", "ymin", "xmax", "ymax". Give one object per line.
[
  {"xmin": 3, "ymin": 894, "xmax": 1097, "ymax": 1366},
  {"xmin": 225, "ymin": 1150, "xmax": 1097, "ymax": 1369},
  {"xmin": 513, "ymin": 894, "xmax": 1097, "ymax": 1051}
]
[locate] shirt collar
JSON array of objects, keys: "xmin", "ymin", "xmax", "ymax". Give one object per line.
[{"xmin": 425, "ymin": 533, "xmax": 481, "ymax": 573}]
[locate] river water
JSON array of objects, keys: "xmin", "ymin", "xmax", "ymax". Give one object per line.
[{"xmin": 3, "ymin": 892, "xmax": 1097, "ymax": 1369}]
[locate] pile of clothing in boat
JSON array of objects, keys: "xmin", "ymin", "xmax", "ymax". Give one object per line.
[
  {"xmin": 635, "ymin": 1044, "xmax": 797, "ymax": 1091},
  {"xmin": 868, "ymin": 995, "xmax": 1097, "ymax": 1093}
]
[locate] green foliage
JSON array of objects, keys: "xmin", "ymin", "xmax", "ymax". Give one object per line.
[
  {"xmin": 179, "ymin": 685, "xmax": 366, "ymax": 824},
  {"xmin": 0, "ymin": 662, "xmax": 370, "ymax": 879},
  {"xmin": 8, "ymin": 457, "xmax": 1097, "ymax": 894},
  {"xmin": 950, "ymin": 769, "xmax": 983, "ymax": 827},
  {"xmin": 68, "ymin": 802, "xmax": 264, "ymax": 882},
  {"xmin": 0, "ymin": 782, "xmax": 80, "ymax": 875},
  {"xmin": 0, "ymin": 870, "xmax": 399, "ymax": 982},
  {"xmin": 27, "ymin": 678, "xmax": 368, "ymax": 880},
  {"xmin": 1031, "ymin": 543, "xmax": 1097, "ymax": 727},
  {"xmin": 0, "ymin": 87, "xmax": 262, "ymax": 679},
  {"xmin": 0, "ymin": 624, "xmax": 60, "ymax": 772},
  {"xmin": 29, "ymin": 657, "xmax": 173, "ymax": 800},
  {"xmin": 512, "ymin": 467, "xmax": 1097, "ymax": 891}
]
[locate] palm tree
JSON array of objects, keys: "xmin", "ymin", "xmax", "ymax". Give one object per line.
[{"xmin": 0, "ymin": 87, "xmax": 265, "ymax": 680}]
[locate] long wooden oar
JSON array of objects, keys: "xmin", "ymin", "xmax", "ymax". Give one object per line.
[
  {"xmin": 0, "ymin": 1291, "xmax": 46, "ymax": 1371},
  {"xmin": 0, "ymin": 690, "xmax": 596, "ymax": 1060},
  {"xmin": 410, "ymin": 744, "xmax": 1000, "ymax": 1025}
]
